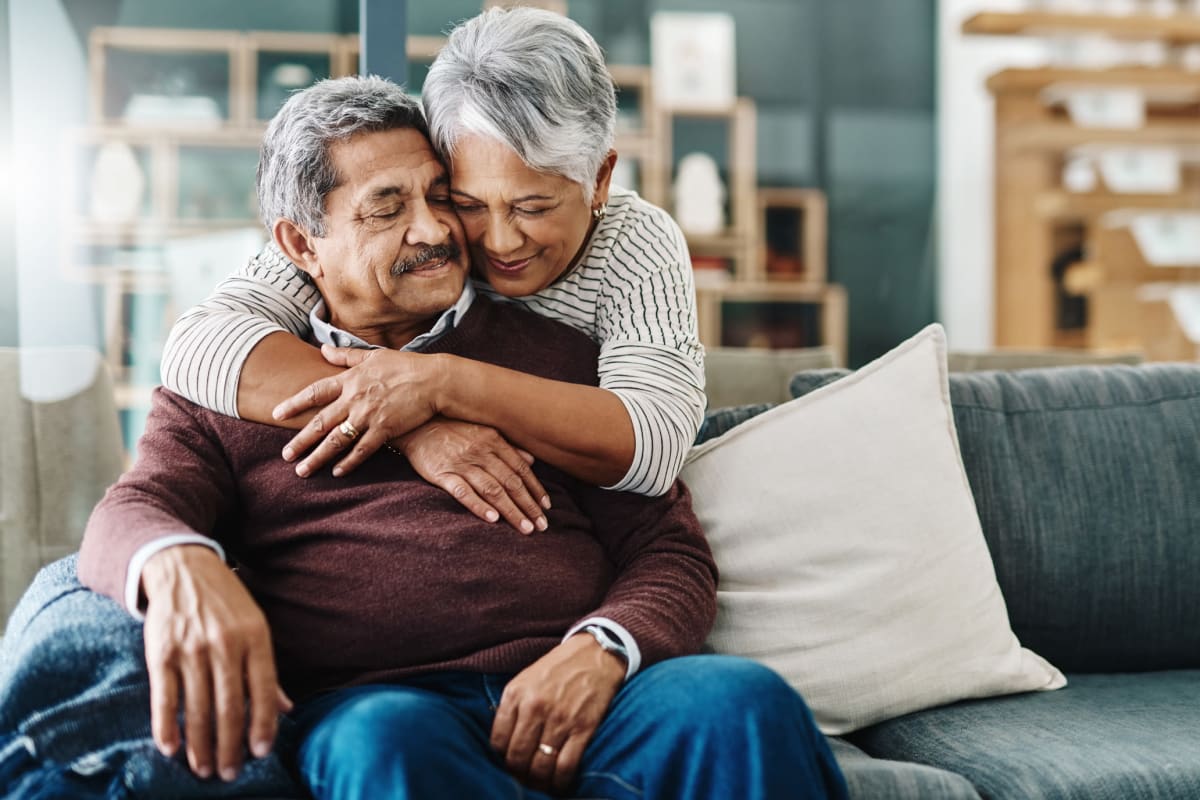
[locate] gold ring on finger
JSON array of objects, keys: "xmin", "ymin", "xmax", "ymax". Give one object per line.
[
  {"xmin": 537, "ymin": 743, "xmax": 557, "ymax": 757},
  {"xmin": 339, "ymin": 420, "xmax": 360, "ymax": 440}
]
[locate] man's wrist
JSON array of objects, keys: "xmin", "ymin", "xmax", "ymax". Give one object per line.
[
  {"xmin": 571, "ymin": 628, "xmax": 628, "ymax": 681},
  {"xmin": 142, "ymin": 544, "xmax": 223, "ymax": 597},
  {"xmin": 564, "ymin": 618, "xmax": 642, "ymax": 680},
  {"xmin": 128, "ymin": 536, "xmax": 225, "ymax": 618},
  {"xmin": 428, "ymin": 353, "xmax": 460, "ymax": 418},
  {"xmin": 582, "ymin": 624, "xmax": 629, "ymax": 665}
]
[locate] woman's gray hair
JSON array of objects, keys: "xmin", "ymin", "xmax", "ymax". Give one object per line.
[
  {"xmin": 423, "ymin": 7, "xmax": 616, "ymax": 204},
  {"xmin": 257, "ymin": 75, "xmax": 428, "ymax": 236}
]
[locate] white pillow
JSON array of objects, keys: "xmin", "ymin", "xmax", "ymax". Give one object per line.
[{"xmin": 683, "ymin": 324, "xmax": 1066, "ymax": 735}]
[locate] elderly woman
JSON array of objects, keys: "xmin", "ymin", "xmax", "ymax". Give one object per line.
[{"xmin": 160, "ymin": 7, "xmax": 704, "ymax": 530}]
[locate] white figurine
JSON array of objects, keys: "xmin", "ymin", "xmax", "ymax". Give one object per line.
[{"xmin": 674, "ymin": 152, "xmax": 726, "ymax": 235}]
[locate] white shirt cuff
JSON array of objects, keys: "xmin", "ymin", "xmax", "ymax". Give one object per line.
[
  {"xmin": 563, "ymin": 616, "xmax": 642, "ymax": 681},
  {"xmin": 125, "ymin": 535, "xmax": 226, "ymax": 621}
]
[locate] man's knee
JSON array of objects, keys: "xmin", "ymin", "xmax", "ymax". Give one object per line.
[
  {"xmin": 306, "ymin": 689, "xmax": 455, "ymax": 762},
  {"xmin": 643, "ymin": 655, "xmax": 806, "ymax": 719},
  {"xmin": 298, "ymin": 686, "xmax": 507, "ymax": 800}
]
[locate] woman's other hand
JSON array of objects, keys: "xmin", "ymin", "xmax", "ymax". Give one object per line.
[{"xmin": 396, "ymin": 417, "xmax": 551, "ymax": 534}]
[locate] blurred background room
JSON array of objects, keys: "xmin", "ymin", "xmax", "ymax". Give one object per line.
[{"xmin": 1, "ymin": 0, "xmax": 1198, "ymax": 456}]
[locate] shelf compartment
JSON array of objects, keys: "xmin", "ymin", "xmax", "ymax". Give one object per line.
[
  {"xmin": 245, "ymin": 32, "xmax": 342, "ymax": 123},
  {"xmin": 696, "ymin": 283, "xmax": 847, "ymax": 365},
  {"xmin": 90, "ymin": 27, "xmax": 246, "ymax": 127},
  {"xmin": 756, "ymin": 188, "xmax": 827, "ymax": 284}
]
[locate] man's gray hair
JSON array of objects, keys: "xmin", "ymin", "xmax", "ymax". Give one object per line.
[
  {"xmin": 422, "ymin": 7, "xmax": 616, "ymax": 204},
  {"xmin": 257, "ymin": 75, "xmax": 428, "ymax": 236}
]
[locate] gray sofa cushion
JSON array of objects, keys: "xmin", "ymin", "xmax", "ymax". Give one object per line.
[
  {"xmin": 695, "ymin": 403, "xmax": 775, "ymax": 444},
  {"xmin": 791, "ymin": 364, "xmax": 1200, "ymax": 673},
  {"xmin": 828, "ymin": 737, "xmax": 980, "ymax": 800},
  {"xmin": 850, "ymin": 671, "xmax": 1200, "ymax": 800},
  {"xmin": 704, "ymin": 346, "xmax": 838, "ymax": 408},
  {"xmin": 946, "ymin": 365, "xmax": 1200, "ymax": 672}
]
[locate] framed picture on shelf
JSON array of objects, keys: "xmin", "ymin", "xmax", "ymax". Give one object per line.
[{"xmin": 650, "ymin": 12, "xmax": 736, "ymax": 112}]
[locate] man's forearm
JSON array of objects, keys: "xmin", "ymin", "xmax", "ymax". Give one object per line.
[
  {"xmin": 78, "ymin": 389, "xmax": 238, "ymax": 609},
  {"xmin": 236, "ymin": 332, "xmax": 342, "ymax": 426},
  {"xmin": 433, "ymin": 354, "xmax": 635, "ymax": 487},
  {"xmin": 574, "ymin": 482, "xmax": 718, "ymax": 668}
]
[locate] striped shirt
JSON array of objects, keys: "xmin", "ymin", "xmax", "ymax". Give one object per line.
[{"xmin": 160, "ymin": 186, "xmax": 706, "ymax": 495}]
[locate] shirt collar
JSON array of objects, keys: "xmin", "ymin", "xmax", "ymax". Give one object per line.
[{"xmin": 309, "ymin": 281, "xmax": 476, "ymax": 351}]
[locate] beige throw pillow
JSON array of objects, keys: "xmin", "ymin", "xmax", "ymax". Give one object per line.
[{"xmin": 682, "ymin": 324, "xmax": 1066, "ymax": 735}]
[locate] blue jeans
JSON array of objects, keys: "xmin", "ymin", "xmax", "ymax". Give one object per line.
[{"xmin": 293, "ymin": 656, "xmax": 848, "ymax": 800}]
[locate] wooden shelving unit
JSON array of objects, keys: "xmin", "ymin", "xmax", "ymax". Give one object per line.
[
  {"xmin": 78, "ymin": 17, "xmax": 849, "ymax": 437},
  {"xmin": 79, "ymin": 27, "xmax": 367, "ymax": 416},
  {"xmin": 656, "ymin": 98, "xmax": 843, "ymax": 356},
  {"xmin": 966, "ymin": 13, "xmax": 1200, "ymax": 359}
]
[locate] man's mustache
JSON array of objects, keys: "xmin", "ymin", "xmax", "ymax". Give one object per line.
[{"xmin": 392, "ymin": 242, "xmax": 461, "ymax": 275}]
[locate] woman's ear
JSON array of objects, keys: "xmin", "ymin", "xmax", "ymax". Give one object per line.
[
  {"xmin": 272, "ymin": 219, "xmax": 323, "ymax": 279},
  {"xmin": 593, "ymin": 149, "xmax": 618, "ymax": 206}
]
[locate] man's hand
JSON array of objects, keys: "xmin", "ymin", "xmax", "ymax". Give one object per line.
[
  {"xmin": 141, "ymin": 545, "xmax": 292, "ymax": 782},
  {"xmin": 491, "ymin": 633, "xmax": 626, "ymax": 795},
  {"xmin": 274, "ymin": 346, "xmax": 442, "ymax": 478},
  {"xmin": 397, "ymin": 417, "xmax": 550, "ymax": 533}
]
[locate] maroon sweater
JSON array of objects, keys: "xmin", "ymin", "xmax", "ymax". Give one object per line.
[{"xmin": 79, "ymin": 295, "xmax": 718, "ymax": 699}]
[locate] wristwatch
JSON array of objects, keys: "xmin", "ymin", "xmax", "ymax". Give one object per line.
[{"xmin": 583, "ymin": 624, "xmax": 629, "ymax": 664}]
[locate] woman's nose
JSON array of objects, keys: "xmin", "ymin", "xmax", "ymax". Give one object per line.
[{"xmin": 481, "ymin": 213, "xmax": 523, "ymax": 255}]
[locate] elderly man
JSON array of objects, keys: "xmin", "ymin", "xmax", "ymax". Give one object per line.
[{"xmin": 70, "ymin": 77, "xmax": 846, "ymax": 800}]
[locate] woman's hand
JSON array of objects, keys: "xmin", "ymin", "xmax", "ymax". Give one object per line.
[
  {"xmin": 274, "ymin": 346, "xmax": 441, "ymax": 477},
  {"xmin": 397, "ymin": 417, "xmax": 551, "ymax": 534}
]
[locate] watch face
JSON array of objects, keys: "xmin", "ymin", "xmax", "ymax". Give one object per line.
[{"xmin": 587, "ymin": 625, "xmax": 628, "ymax": 659}]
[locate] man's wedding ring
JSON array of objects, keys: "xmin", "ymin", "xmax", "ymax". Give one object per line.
[
  {"xmin": 538, "ymin": 743, "xmax": 557, "ymax": 757},
  {"xmin": 339, "ymin": 420, "xmax": 360, "ymax": 441}
]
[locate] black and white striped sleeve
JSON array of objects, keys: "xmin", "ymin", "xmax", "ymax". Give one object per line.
[
  {"xmin": 597, "ymin": 209, "xmax": 706, "ymax": 496},
  {"xmin": 159, "ymin": 241, "xmax": 319, "ymax": 417}
]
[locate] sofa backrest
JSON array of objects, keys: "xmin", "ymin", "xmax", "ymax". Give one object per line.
[
  {"xmin": 787, "ymin": 363, "xmax": 1200, "ymax": 673},
  {"xmin": 0, "ymin": 349, "xmax": 123, "ymax": 627},
  {"xmin": 704, "ymin": 346, "xmax": 838, "ymax": 408}
]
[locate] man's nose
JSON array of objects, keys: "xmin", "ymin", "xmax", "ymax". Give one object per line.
[
  {"xmin": 481, "ymin": 212, "xmax": 523, "ymax": 256},
  {"xmin": 406, "ymin": 200, "xmax": 449, "ymax": 246}
]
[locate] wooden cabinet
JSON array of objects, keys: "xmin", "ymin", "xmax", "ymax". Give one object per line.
[{"xmin": 965, "ymin": 10, "xmax": 1200, "ymax": 359}]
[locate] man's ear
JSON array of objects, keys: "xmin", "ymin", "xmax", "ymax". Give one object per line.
[
  {"xmin": 272, "ymin": 219, "xmax": 323, "ymax": 279},
  {"xmin": 593, "ymin": 149, "xmax": 618, "ymax": 207}
]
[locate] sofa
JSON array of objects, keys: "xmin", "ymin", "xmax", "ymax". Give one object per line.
[
  {"xmin": 693, "ymin": 341, "xmax": 1199, "ymax": 800},
  {"xmin": 2, "ymin": 340, "xmax": 1198, "ymax": 799}
]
